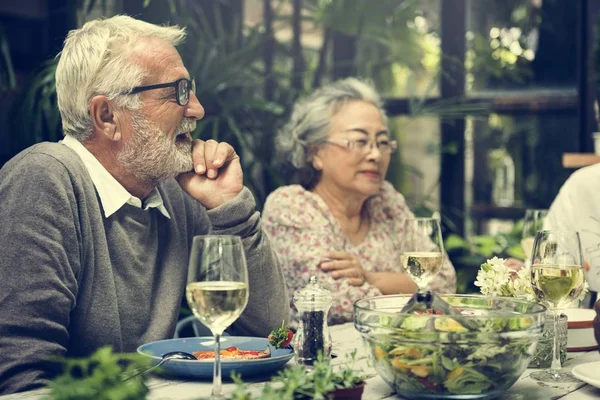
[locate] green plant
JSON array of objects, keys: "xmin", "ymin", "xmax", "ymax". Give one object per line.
[
  {"xmin": 172, "ymin": 2, "xmax": 288, "ymax": 206},
  {"xmin": 0, "ymin": 27, "xmax": 16, "ymax": 92},
  {"xmin": 230, "ymin": 351, "xmax": 365, "ymax": 400},
  {"xmin": 8, "ymin": 58, "xmax": 60, "ymax": 153},
  {"xmin": 46, "ymin": 346, "xmax": 150, "ymax": 400},
  {"xmin": 595, "ymin": 11, "xmax": 600, "ymax": 117}
]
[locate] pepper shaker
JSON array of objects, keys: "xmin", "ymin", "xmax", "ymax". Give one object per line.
[{"xmin": 292, "ymin": 276, "xmax": 333, "ymax": 366}]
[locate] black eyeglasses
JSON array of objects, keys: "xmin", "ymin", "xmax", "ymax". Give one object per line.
[{"xmin": 125, "ymin": 78, "xmax": 196, "ymax": 106}]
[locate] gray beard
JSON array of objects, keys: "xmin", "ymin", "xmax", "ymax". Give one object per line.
[{"xmin": 117, "ymin": 113, "xmax": 195, "ymax": 185}]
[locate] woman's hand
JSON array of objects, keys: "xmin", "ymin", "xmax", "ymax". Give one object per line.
[
  {"xmin": 504, "ymin": 258, "xmax": 524, "ymax": 271},
  {"xmin": 319, "ymin": 251, "xmax": 365, "ymax": 286}
]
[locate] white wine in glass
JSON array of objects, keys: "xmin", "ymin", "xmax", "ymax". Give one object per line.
[
  {"xmin": 529, "ymin": 230, "xmax": 585, "ymax": 383},
  {"xmin": 186, "ymin": 235, "xmax": 249, "ymax": 399},
  {"xmin": 186, "ymin": 281, "xmax": 248, "ymax": 333},
  {"xmin": 401, "ymin": 218, "xmax": 445, "ymax": 290},
  {"xmin": 531, "ymin": 264, "xmax": 585, "ymax": 309}
]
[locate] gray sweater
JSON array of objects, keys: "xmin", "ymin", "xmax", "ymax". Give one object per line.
[{"xmin": 0, "ymin": 143, "xmax": 288, "ymax": 395}]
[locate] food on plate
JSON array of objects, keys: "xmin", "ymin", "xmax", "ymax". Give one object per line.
[
  {"xmin": 193, "ymin": 345, "xmax": 271, "ymax": 360},
  {"xmin": 268, "ymin": 320, "xmax": 294, "ymax": 349}
]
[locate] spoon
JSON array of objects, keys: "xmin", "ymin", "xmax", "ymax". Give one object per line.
[{"xmin": 123, "ymin": 351, "xmax": 196, "ymax": 382}]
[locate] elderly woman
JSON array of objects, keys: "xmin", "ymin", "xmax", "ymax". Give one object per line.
[{"xmin": 262, "ymin": 78, "xmax": 456, "ymax": 325}]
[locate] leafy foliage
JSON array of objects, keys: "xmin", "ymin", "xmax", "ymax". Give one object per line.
[
  {"xmin": 8, "ymin": 59, "xmax": 60, "ymax": 153},
  {"xmin": 0, "ymin": 27, "xmax": 16, "ymax": 92},
  {"xmin": 47, "ymin": 346, "xmax": 150, "ymax": 400},
  {"xmin": 5, "ymin": 0, "xmax": 481, "ymax": 208},
  {"xmin": 231, "ymin": 351, "xmax": 364, "ymax": 400},
  {"xmin": 595, "ymin": 11, "xmax": 600, "ymax": 118}
]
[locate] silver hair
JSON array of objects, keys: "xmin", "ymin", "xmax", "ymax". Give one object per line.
[
  {"xmin": 55, "ymin": 15, "xmax": 186, "ymax": 141},
  {"xmin": 276, "ymin": 77, "xmax": 387, "ymax": 188}
]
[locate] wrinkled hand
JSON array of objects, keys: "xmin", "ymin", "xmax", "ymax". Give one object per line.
[
  {"xmin": 319, "ymin": 251, "xmax": 365, "ymax": 286},
  {"xmin": 176, "ymin": 139, "xmax": 243, "ymax": 209},
  {"xmin": 594, "ymin": 299, "xmax": 600, "ymax": 349},
  {"xmin": 504, "ymin": 258, "xmax": 524, "ymax": 272}
]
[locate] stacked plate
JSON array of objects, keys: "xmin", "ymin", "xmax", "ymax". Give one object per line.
[{"xmin": 563, "ymin": 308, "xmax": 597, "ymax": 352}]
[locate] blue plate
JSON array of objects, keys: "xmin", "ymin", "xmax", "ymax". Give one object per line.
[{"xmin": 137, "ymin": 336, "xmax": 294, "ymax": 379}]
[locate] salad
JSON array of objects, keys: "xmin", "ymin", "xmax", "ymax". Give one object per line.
[{"xmin": 364, "ymin": 312, "xmax": 540, "ymax": 398}]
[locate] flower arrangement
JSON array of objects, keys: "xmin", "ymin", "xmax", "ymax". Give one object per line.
[{"xmin": 474, "ymin": 256, "xmax": 589, "ymax": 302}]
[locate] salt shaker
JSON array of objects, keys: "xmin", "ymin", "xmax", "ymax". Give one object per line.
[{"xmin": 292, "ymin": 276, "xmax": 333, "ymax": 366}]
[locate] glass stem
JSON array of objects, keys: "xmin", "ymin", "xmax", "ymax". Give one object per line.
[
  {"xmin": 212, "ymin": 332, "xmax": 222, "ymax": 397},
  {"xmin": 549, "ymin": 309, "xmax": 561, "ymax": 378}
]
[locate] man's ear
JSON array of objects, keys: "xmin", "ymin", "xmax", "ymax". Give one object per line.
[{"xmin": 89, "ymin": 95, "xmax": 121, "ymax": 141}]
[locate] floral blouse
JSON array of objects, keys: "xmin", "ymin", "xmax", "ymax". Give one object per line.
[{"xmin": 262, "ymin": 181, "xmax": 457, "ymax": 325}]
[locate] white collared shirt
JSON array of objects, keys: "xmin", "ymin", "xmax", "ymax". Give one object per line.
[{"xmin": 61, "ymin": 135, "xmax": 171, "ymax": 219}]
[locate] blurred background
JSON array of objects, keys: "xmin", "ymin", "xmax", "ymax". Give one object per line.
[{"xmin": 0, "ymin": 0, "xmax": 596, "ymax": 293}]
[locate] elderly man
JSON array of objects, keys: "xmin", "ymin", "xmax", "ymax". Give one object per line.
[
  {"xmin": 0, "ymin": 15, "xmax": 288, "ymax": 394},
  {"xmin": 546, "ymin": 163, "xmax": 600, "ymax": 293}
]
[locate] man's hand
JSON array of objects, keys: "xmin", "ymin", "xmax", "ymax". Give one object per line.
[
  {"xmin": 176, "ymin": 139, "xmax": 243, "ymax": 209},
  {"xmin": 319, "ymin": 251, "xmax": 366, "ymax": 286}
]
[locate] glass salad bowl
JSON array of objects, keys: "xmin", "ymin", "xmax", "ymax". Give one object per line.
[{"xmin": 354, "ymin": 294, "xmax": 546, "ymax": 399}]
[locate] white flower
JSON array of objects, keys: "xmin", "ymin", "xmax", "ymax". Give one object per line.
[
  {"xmin": 487, "ymin": 256, "xmax": 507, "ymax": 270},
  {"xmin": 474, "ymin": 257, "xmax": 511, "ymax": 297},
  {"xmin": 475, "ymin": 257, "xmax": 590, "ymax": 304},
  {"xmin": 510, "ymin": 263, "xmax": 536, "ymax": 302}
]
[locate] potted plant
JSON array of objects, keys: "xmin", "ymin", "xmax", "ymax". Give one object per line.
[{"xmin": 230, "ymin": 351, "xmax": 366, "ymax": 400}]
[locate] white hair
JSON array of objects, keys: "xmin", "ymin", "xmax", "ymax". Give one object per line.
[
  {"xmin": 55, "ymin": 15, "xmax": 186, "ymax": 140},
  {"xmin": 277, "ymin": 77, "xmax": 387, "ymax": 188}
]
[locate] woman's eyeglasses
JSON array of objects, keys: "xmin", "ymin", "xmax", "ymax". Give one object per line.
[
  {"xmin": 124, "ymin": 78, "xmax": 196, "ymax": 106},
  {"xmin": 325, "ymin": 138, "xmax": 397, "ymax": 154}
]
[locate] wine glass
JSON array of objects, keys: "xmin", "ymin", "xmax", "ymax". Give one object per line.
[
  {"xmin": 529, "ymin": 230, "xmax": 586, "ymax": 383},
  {"xmin": 186, "ymin": 235, "xmax": 249, "ymax": 398},
  {"xmin": 521, "ymin": 209, "xmax": 548, "ymax": 266},
  {"xmin": 400, "ymin": 217, "xmax": 445, "ymax": 290}
]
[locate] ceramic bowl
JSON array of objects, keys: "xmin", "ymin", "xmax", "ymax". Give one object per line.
[{"xmin": 562, "ymin": 308, "xmax": 598, "ymax": 352}]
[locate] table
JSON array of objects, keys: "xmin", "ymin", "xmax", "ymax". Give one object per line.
[{"xmin": 3, "ymin": 323, "xmax": 600, "ymax": 399}]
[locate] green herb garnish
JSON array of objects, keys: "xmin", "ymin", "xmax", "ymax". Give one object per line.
[
  {"xmin": 231, "ymin": 350, "xmax": 365, "ymax": 399},
  {"xmin": 267, "ymin": 320, "xmax": 294, "ymax": 349},
  {"xmin": 47, "ymin": 346, "xmax": 150, "ymax": 400}
]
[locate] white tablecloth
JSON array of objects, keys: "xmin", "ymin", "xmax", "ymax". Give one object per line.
[{"xmin": 2, "ymin": 322, "xmax": 600, "ymax": 399}]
